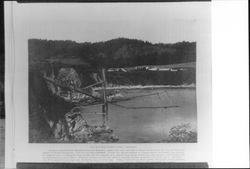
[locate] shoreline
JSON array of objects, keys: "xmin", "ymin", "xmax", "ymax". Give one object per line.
[{"xmin": 93, "ymin": 85, "xmax": 196, "ymax": 90}]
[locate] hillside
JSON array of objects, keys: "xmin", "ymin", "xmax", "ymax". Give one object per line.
[
  {"xmin": 28, "ymin": 38, "xmax": 196, "ymax": 69},
  {"xmin": 28, "ymin": 38, "xmax": 196, "ymax": 86}
]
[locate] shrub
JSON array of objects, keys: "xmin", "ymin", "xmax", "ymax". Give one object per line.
[{"xmin": 167, "ymin": 123, "xmax": 197, "ymax": 143}]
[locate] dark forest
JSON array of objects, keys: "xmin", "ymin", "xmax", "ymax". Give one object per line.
[{"xmin": 29, "ymin": 38, "xmax": 196, "ymax": 69}]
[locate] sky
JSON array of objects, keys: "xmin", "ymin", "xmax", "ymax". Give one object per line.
[{"xmin": 14, "ymin": 2, "xmax": 211, "ymax": 44}]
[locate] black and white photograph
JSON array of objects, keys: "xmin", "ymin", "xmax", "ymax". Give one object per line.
[
  {"xmin": 3, "ymin": 0, "xmax": 250, "ymax": 168},
  {"xmin": 29, "ymin": 38, "xmax": 197, "ymax": 143},
  {"xmin": 27, "ymin": 3, "xmax": 203, "ymax": 143}
]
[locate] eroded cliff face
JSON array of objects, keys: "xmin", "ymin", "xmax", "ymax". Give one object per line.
[
  {"xmin": 53, "ymin": 109, "xmax": 118, "ymax": 143},
  {"xmin": 29, "ymin": 70, "xmax": 75, "ymax": 142},
  {"xmin": 56, "ymin": 68, "xmax": 82, "ymax": 88},
  {"xmin": 29, "ymin": 68, "xmax": 119, "ymax": 143}
]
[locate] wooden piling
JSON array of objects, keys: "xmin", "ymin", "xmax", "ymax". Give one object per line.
[{"xmin": 101, "ymin": 68, "xmax": 108, "ymax": 126}]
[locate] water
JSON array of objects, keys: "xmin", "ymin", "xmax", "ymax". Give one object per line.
[{"xmin": 82, "ymin": 88, "xmax": 197, "ymax": 143}]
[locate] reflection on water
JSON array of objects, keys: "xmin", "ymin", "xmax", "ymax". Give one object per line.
[{"xmin": 82, "ymin": 88, "xmax": 197, "ymax": 143}]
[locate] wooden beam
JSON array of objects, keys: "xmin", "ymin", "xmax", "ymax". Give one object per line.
[
  {"xmin": 43, "ymin": 76, "xmax": 103, "ymax": 102},
  {"xmin": 101, "ymin": 68, "xmax": 108, "ymax": 126},
  {"xmin": 82, "ymin": 81, "xmax": 103, "ymax": 89}
]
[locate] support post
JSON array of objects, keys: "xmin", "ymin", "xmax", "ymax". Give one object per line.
[{"xmin": 101, "ymin": 68, "xmax": 108, "ymax": 126}]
